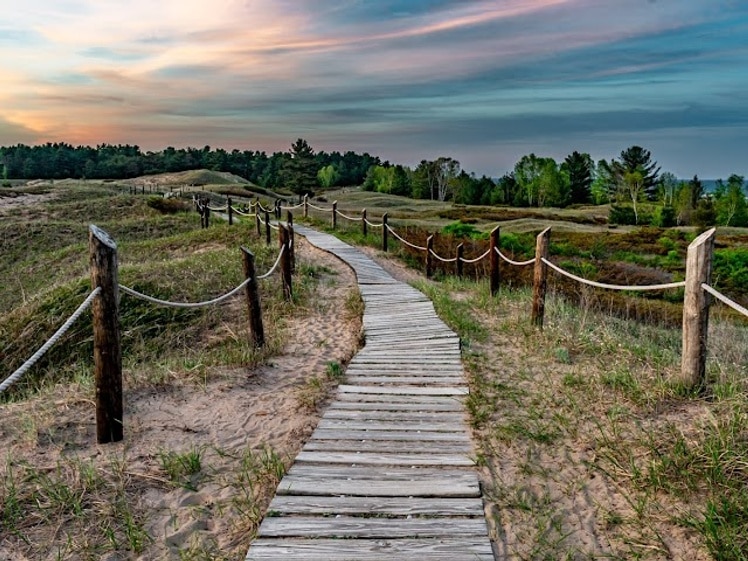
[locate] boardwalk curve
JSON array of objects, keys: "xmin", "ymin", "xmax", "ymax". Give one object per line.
[{"xmin": 246, "ymin": 226, "xmax": 493, "ymax": 560}]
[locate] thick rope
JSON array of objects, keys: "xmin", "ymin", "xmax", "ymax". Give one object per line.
[
  {"xmin": 119, "ymin": 246, "xmax": 286, "ymax": 308},
  {"xmin": 429, "ymin": 248, "xmax": 458, "ymax": 263},
  {"xmin": 459, "ymin": 249, "xmax": 491, "ymax": 264},
  {"xmin": 541, "ymin": 258, "xmax": 686, "ymax": 291},
  {"xmin": 386, "ymin": 225, "xmax": 427, "ymax": 251},
  {"xmin": 307, "ymin": 202, "xmax": 332, "ymax": 212},
  {"xmin": 364, "ymin": 218, "xmax": 384, "ymax": 228},
  {"xmin": 495, "ymin": 247, "xmax": 536, "ymax": 267},
  {"xmin": 280, "ymin": 203, "xmax": 304, "ymax": 211},
  {"xmin": 207, "ymin": 205, "xmax": 228, "ymax": 212},
  {"xmin": 335, "ymin": 209, "xmax": 359, "ymax": 221},
  {"xmin": 1, "ymin": 288, "xmax": 101, "ymax": 393},
  {"xmin": 232, "ymin": 206, "xmax": 254, "ymax": 217},
  {"xmin": 256, "ymin": 202, "xmax": 272, "ymax": 213},
  {"xmin": 702, "ymin": 284, "xmax": 748, "ymax": 318}
]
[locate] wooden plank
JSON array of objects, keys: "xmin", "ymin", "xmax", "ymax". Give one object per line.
[
  {"xmin": 303, "ymin": 439, "xmax": 473, "ymax": 454},
  {"xmin": 338, "ymin": 385, "xmax": 468, "ymax": 396},
  {"xmin": 247, "ymin": 538, "xmax": 494, "ymax": 560},
  {"xmin": 329, "ymin": 401, "xmax": 464, "ymax": 412},
  {"xmin": 294, "ymin": 451, "xmax": 473, "ymax": 466},
  {"xmin": 316, "ymin": 419, "xmax": 465, "ymax": 432},
  {"xmin": 324, "ymin": 410, "xmax": 466, "ymax": 422},
  {"xmin": 310, "ymin": 429, "xmax": 472, "ymax": 442},
  {"xmin": 276, "ymin": 477, "xmax": 480, "ymax": 497},
  {"xmin": 266, "ymin": 495, "xmax": 484, "ymax": 517},
  {"xmin": 335, "ymin": 393, "xmax": 465, "ymax": 405},
  {"xmin": 258, "ymin": 516, "xmax": 488, "ymax": 538},
  {"xmin": 344, "ymin": 377, "xmax": 465, "ymax": 386}
]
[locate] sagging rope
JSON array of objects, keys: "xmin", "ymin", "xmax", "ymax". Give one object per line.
[
  {"xmin": 232, "ymin": 206, "xmax": 254, "ymax": 217},
  {"xmin": 429, "ymin": 249, "xmax": 458, "ymax": 263},
  {"xmin": 364, "ymin": 218, "xmax": 384, "ymax": 228},
  {"xmin": 495, "ymin": 247, "xmax": 536, "ymax": 267},
  {"xmin": 702, "ymin": 284, "xmax": 748, "ymax": 318},
  {"xmin": 335, "ymin": 209, "xmax": 359, "ymax": 221},
  {"xmin": 459, "ymin": 249, "xmax": 491, "ymax": 264},
  {"xmin": 280, "ymin": 202, "xmax": 304, "ymax": 211},
  {"xmin": 386, "ymin": 225, "xmax": 428, "ymax": 251},
  {"xmin": 307, "ymin": 202, "xmax": 331, "ymax": 212},
  {"xmin": 541, "ymin": 257, "xmax": 686, "ymax": 291},
  {"xmin": 120, "ymin": 245, "xmax": 286, "ymax": 308},
  {"xmin": 1, "ymin": 288, "xmax": 101, "ymax": 393},
  {"xmin": 207, "ymin": 205, "xmax": 228, "ymax": 212}
]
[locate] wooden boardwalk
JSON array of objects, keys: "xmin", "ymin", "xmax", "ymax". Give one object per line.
[{"xmin": 246, "ymin": 226, "xmax": 493, "ymax": 560}]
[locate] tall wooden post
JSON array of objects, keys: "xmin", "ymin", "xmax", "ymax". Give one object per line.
[
  {"xmin": 426, "ymin": 235, "xmax": 435, "ymax": 278},
  {"xmin": 205, "ymin": 202, "xmax": 210, "ymax": 228},
  {"xmin": 279, "ymin": 224, "xmax": 293, "ymax": 300},
  {"xmin": 255, "ymin": 208, "xmax": 261, "ymax": 237},
  {"xmin": 265, "ymin": 210, "xmax": 271, "ymax": 245},
  {"xmin": 490, "ymin": 227, "xmax": 500, "ymax": 296},
  {"xmin": 287, "ymin": 211, "xmax": 295, "ymax": 273},
  {"xmin": 227, "ymin": 196, "xmax": 233, "ymax": 226},
  {"xmin": 362, "ymin": 209, "xmax": 367, "ymax": 237},
  {"xmin": 680, "ymin": 228, "xmax": 715, "ymax": 389},
  {"xmin": 241, "ymin": 247, "xmax": 265, "ymax": 348},
  {"xmin": 531, "ymin": 227, "xmax": 551, "ymax": 328},
  {"xmin": 382, "ymin": 213, "xmax": 389, "ymax": 252},
  {"xmin": 303, "ymin": 194, "xmax": 309, "ymax": 218},
  {"xmin": 89, "ymin": 225, "xmax": 123, "ymax": 444},
  {"xmin": 456, "ymin": 243, "xmax": 464, "ymax": 277},
  {"xmin": 332, "ymin": 201, "xmax": 338, "ymax": 230}
]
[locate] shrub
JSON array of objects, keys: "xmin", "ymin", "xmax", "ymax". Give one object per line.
[
  {"xmin": 442, "ymin": 221, "xmax": 482, "ymax": 239},
  {"xmin": 146, "ymin": 196, "xmax": 190, "ymax": 214}
]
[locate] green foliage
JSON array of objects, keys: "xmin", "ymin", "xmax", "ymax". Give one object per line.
[
  {"xmin": 317, "ymin": 164, "xmax": 339, "ymax": 188},
  {"xmin": 284, "ymin": 138, "xmax": 317, "ymax": 197},
  {"xmin": 562, "ymin": 151, "xmax": 593, "ymax": 204},
  {"xmin": 714, "ymin": 175, "xmax": 748, "ymax": 227},
  {"xmin": 652, "ymin": 205, "xmax": 677, "ymax": 227},
  {"xmin": 146, "ymin": 195, "xmax": 190, "ymax": 214},
  {"xmin": 442, "ymin": 220, "xmax": 482, "ymax": 239}
]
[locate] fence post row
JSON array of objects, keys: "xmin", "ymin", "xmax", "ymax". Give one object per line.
[
  {"xmin": 279, "ymin": 224, "xmax": 293, "ymax": 300},
  {"xmin": 456, "ymin": 243, "xmax": 464, "ymax": 277},
  {"xmin": 362, "ymin": 208, "xmax": 367, "ymax": 237},
  {"xmin": 287, "ymin": 211, "xmax": 295, "ymax": 273},
  {"xmin": 241, "ymin": 247, "xmax": 265, "ymax": 348},
  {"xmin": 382, "ymin": 213, "xmax": 389, "ymax": 252},
  {"xmin": 332, "ymin": 201, "xmax": 338, "ymax": 230},
  {"xmin": 426, "ymin": 235, "xmax": 435, "ymax": 278},
  {"xmin": 89, "ymin": 225, "xmax": 123, "ymax": 444},
  {"xmin": 531, "ymin": 227, "xmax": 550, "ymax": 328},
  {"xmin": 680, "ymin": 228, "xmax": 716, "ymax": 389},
  {"xmin": 490, "ymin": 226, "xmax": 500, "ymax": 296}
]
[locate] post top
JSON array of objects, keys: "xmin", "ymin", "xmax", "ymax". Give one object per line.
[
  {"xmin": 689, "ymin": 227, "xmax": 716, "ymax": 248},
  {"xmin": 89, "ymin": 224, "xmax": 117, "ymax": 249}
]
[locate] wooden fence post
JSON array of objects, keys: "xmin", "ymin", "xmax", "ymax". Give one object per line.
[
  {"xmin": 426, "ymin": 235, "xmax": 435, "ymax": 278},
  {"xmin": 255, "ymin": 208, "xmax": 261, "ymax": 237},
  {"xmin": 265, "ymin": 209, "xmax": 271, "ymax": 245},
  {"xmin": 227, "ymin": 196, "xmax": 233, "ymax": 226},
  {"xmin": 456, "ymin": 243, "xmax": 464, "ymax": 277},
  {"xmin": 287, "ymin": 211, "xmax": 295, "ymax": 273},
  {"xmin": 382, "ymin": 213, "xmax": 389, "ymax": 252},
  {"xmin": 241, "ymin": 247, "xmax": 265, "ymax": 348},
  {"xmin": 680, "ymin": 228, "xmax": 716, "ymax": 389},
  {"xmin": 332, "ymin": 201, "xmax": 338, "ymax": 230},
  {"xmin": 490, "ymin": 226, "xmax": 500, "ymax": 296},
  {"xmin": 303, "ymin": 194, "xmax": 309, "ymax": 218},
  {"xmin": 531, "ymin": 227, "xmax": 551, "ymax": 328},
  {"xmin": 89, "ymin": 225, "xmax": 123, "ymax": 444},
  {"xmin": 279, "ymin": 224, "xmax": 293, "ymax": 300},
  {"xmin": 362, "ymin": 208, "xmax": 367, "ymax": 237},
  {"xmin": 205, "ymin": 202, "xmax": 210, "ymax": 228}
]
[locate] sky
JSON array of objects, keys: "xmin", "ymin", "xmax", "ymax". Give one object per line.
[{"xmin": 2, "ymin": 0, "xmax": 748, "ymax": 178}]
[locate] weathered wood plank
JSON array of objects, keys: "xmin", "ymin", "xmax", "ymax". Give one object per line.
[
  {"xmin": 294, "ymin": 451, "xmax": 473, "ymax": 466},
  {"xmin": 266, "ymin": 495, "xmax": 484, "ymax": 517},
  {"xmin": 324, "ymin": 410, "xmax": 466, "ymax": 422},
  {"xmin": 303, "ymin": 439, "xmax": 473, "ymax": 454},
  {"xmin": 338, "ymin": 385, "xmax": 467, "ymax": 396},
  {"xmin": 328, "ymin": 401, "xmax": 464, "ymax": 412},
  {"xmin": 310, "ymin": 429, "xmax": 471, "ymax": 442},
  {"xmin": 246, "ymin": 538, "xmax": 495, "ymax": 560},
  {"xmin": 316, "ymin": 419, "xmax": 465, "ymax": 432},
  {"xmin": 258, "ymin": 516, "xmax": 488, "ymax": 538},
  {"xmin": 276, "ymin": 477, "xmax": 480, "ymax": 497}
]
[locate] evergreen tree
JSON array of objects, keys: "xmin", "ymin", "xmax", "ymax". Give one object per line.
[
  {"xmin": 284, "ymin": 138, "xmax": 318, "ymax": 198},
  {"xmin": 562, "ymin": 151, "xmax": 593, "ymax": 204}
]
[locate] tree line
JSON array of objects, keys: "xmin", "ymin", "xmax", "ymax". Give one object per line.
[{"xmin": 2, "ymin": 139, "xmax": 746, "ymax": 228}]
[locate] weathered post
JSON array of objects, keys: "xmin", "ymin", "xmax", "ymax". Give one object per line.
[
  {"xmin": 265, "ymin": 209, "xmax": 271, "ymax": 245},
  {"xmin": 227, "ymin": 196, "xmax": 233, "ymax": 226},
  {"xmin": 303, "ymin": 194, "xmax": 309, "ymax": 218},
  {"xmin": 332, "ymin": 201, "xmax": 338, "ymax": 230},
  {"xmin": 531, "ymin": 227, "xmax": 551, "ymax": 328},
  {"xmin": 680, "ymin": 228, "xmax": 716, "ymax": 389},
  {"xmin": 241, "ymin": 247, "xmax": 265, "ymax": 348},
  {"xmin": 279, "ymin": 224, "xmax": 293, "ymax": 300},
  {"xmin": 362, "ymin": 208, "xmax": 367, "ymax": 237},
  {"xmin": 287, "ymin": 211, "xmax": 295, "ymax": 273},
  {"xmin": 89, "ymin": 225, "xmax": 123, "ymax": 444},
  {"xmin": 276, "ymin": 200, "xmax": 282, "ymax": 219},
  {"xmin": 426, "ymin": 235, "xmax": 435, "ymax": 278},
  {"xmin": 456, "ymin": 243, "xmax": 464, "ymax": 277},
  {"xmin": 255, "ymin": 207, "xmax": 261, "ymax": 237},
  {"xmin": 490, "ymin": 226, "xmax": 500, "ymax": 296},
  {"xmin": 382, "ymin": 213, "xmax": 389, "ymax": 252}
]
